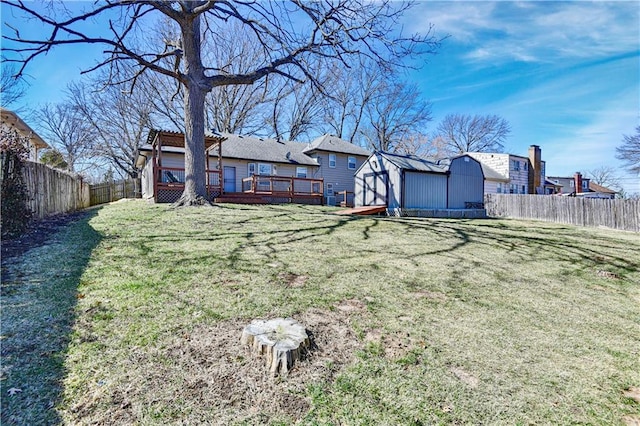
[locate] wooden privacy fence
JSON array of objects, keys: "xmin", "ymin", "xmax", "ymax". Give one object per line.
[
  {"xmin": 18, "ymin": 160, "xmax": 90, "ymax": 219},
  {"xmin": 89, "ymin": 178, "xmax": 140, "ymax": 205},
  {"xmin": 485, "ymin": 194, "xmax": 640, "ymax": 232}
]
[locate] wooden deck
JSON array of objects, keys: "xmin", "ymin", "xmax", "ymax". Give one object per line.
[{"xmin": 334, "ymin": 205, "xmax": 387, "ymax": 216}]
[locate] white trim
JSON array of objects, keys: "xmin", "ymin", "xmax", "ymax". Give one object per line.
[{"xmin": 329, "ymin": 153, "xmax": 336, "ymax": 168}]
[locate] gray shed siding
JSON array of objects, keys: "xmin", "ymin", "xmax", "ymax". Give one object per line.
[
  {"xmin": 447, "ymin": 156, "xmax": 484, "ymax": 208},
  {"xmin": 354, "ymin": 153, "xmax": 400, "ymax": 208},
  {"xmin": 404, "ymin": 172, "xmax": 447, "ymax": 209}
]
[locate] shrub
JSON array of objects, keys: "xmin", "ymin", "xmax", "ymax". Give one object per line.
[{"xmin": 1, "ymin": 127, "xmax": 32, "ymax": 238}]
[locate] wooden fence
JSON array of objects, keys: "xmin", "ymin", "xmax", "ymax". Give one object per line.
[
  {"xmin": 89, "ymin": 178, "xmax": 140, "ymax": 205},
  {"xmin": 19, "ymin": 160, "xmax": 91, "ymax": 219},
  {"xmin": 485, "ymin": 194, "xmax": 640, "ymax": 232}
]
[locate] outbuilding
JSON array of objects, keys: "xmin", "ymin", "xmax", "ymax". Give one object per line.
[{"xmin": 354, "ymin": 151, "xmax": 485, "ymax": 216}]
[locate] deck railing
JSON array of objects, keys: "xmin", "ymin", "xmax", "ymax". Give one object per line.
[
  {"xmin": 155, "ymin": 166, "xmax": 222, "ymax": 202},
  {"xmin": 242, "ymin": 175, "xmax": 323, "ymax": 197}
]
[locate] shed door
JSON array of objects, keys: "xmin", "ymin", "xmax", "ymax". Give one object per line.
[
  {"xmin": 223, "ymin": 166, "xmax": 236, "ymax": 193},
  {"xmin": 364, "ymin": 172, "xmax": 388, "ymax": 206}
]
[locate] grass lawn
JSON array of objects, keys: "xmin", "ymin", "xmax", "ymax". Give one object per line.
[{"xmin": 2, "ymin": 200, "xmax": 639, "ymax": 425}]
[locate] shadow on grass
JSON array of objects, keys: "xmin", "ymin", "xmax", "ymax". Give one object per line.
[{"xmin": 1, "ymin": 208, "xmax": 103, "ymax": 425}]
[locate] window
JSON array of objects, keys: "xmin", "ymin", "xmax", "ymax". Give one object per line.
[
  {"xmin": 296, "ymin": 167, "xmax": 307, "ymax": 178},
  {"xmin": 258, "ymin": 163, "xmax": 272, "ymax": 175},
  {"xmin": 247, "ymin": 163, "xmax": 256, "ymax": 176},
  {"xmin": 582, "ymin": 180, "xmax": 589, "ymax": 190},
  {"xmin": 510, "ymin": 184, "xmax": 516, "ymax": 194},
  {"xmin": 570, "ymin": 180, "xmax": 574, "ymax": 187},
  {"xmin": 497, "ymin": 183, "xmax": 502, "ymax": 193},
  {"xmin": 329, "ymin": 153, "xmax": 336, "ymax": 168},
  {"xmin": 326, "ymin": 183, "xmax": 334, "ymax": 196},
  {"xmin": 522, "ymin": 185, "xmax": 526, "ymax": 194},
  {"xmin": 348, "ymin": 156, "xmax": 356, "ymax": 170},
  {"xmin": 524, "ymin": 162, "xmax": 528, "ymax": 171},
  {"xmin": 511, "ymin": 160, "xmax": 520, "ymax": 171}
]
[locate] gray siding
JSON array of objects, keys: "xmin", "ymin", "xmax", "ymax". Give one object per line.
[
  {"xmin": 311, "ymin": 151, "xmax": 368, "ymax": 196},
  {"xmin": 404, "ymin": 172, "xmax": 447, "ymax": 209},
  {"xmin": 447, "ymin": 156, "xmax": 484, "ymax": 208},
  {"xmin": 354, "ymin": 152, "xmax": 398, "ymax": 207}
]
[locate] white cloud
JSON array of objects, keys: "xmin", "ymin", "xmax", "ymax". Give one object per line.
[{"xmin": 408, "ymin": 1, "xmax": 640, "ymax": 64}]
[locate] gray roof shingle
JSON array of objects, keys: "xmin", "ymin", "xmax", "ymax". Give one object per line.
[{"xmin": 304, "ymin": 134, "xmax": 371, "ymax": 156}]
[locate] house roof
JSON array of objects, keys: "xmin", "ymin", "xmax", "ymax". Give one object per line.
[
  {"xmin": 141, "ymin": 131, "xmax": 320, "ymax": 167},
  {"xmin": 589, "ymin": 182, "xmax": 617, "ymax": 194},
  {"xmin": 1, "ymin": 108, "xmax": 49, "ymax": 150},
  {"xmin": 377, "ymin": 151, "xmax": 448, "ymax": 173},
  {"xmin": 303, "ymin": 134, "xmax": 371, "ymax": 157},
  {"xmin": 212, "ymin": 133, "xmax": 319, "ymax": 166}
]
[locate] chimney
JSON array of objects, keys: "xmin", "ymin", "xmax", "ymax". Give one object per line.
[
  {"xmin": 528, "ymin": 145, "xmax": 541, "ymax": 194},
  {"xmin": 574, "ymin": 172, "xmax": 582, "ymax": 195}
]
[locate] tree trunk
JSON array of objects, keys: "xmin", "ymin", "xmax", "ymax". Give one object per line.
[
  {"xmin": 241, "ymin": 318, "xmax": 310, "ymax": 376},
  {"xmin": 175, "ymin": 13, "xmax": 211, "ymax": 206}
]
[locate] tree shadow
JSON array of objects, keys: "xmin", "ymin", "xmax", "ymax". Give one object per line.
[{"xmin": 1, "ymin": 209, "xmax": 103, "ymax": 425}]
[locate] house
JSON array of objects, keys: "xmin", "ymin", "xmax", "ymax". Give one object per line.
[
  {"xmin": 467, "ymin": 145, "xmax": 548, "ymax": 195},
  {"xmin": 546, "ymin": 172, "xmax": 617, "ymax": 199},
  {"xmin": 301, "ymin": 134, "xmax": 371, "ymax": 206},
  {"xmin": 354, "ymin": 151, "xmax": 485, "ymax": 216},
  {"xmin": 136, "ymin": 130, "xmax": 370, "ymax": 204},
  {"xmin": 1, "ymin": 108, "xmax": 49, "ymax": 161}
]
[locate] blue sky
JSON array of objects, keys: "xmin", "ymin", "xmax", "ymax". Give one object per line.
[{"xmin": 2, "ymin": 1, "xmax": 639, "ymax": 194}]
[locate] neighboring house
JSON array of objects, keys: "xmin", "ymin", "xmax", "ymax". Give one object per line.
[
  {"xmin": 467, "ymin": 145, "xmax": 547, "ymax": 195},
  {"xmin": 546, "ymin": 172, "xmax": 617, "ymax": 199},
  {"xmin": 136, "ymin": 130, "xmax": 370, "ymax": 204},
  {"xmin": 1, "ymin": 108, "xmax": 49, "ymax": 161},
  {"xmin": 354, "ymin": 151, "xmax": 484, "ymax": 214}
]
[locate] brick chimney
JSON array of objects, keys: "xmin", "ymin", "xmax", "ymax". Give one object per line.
[
  {"xmin": 528, "ymin": 145, "xmax": 541, "ymax": 194},
  {"xmin": 573, "ymin": 172, "xmax": 582, "ymax": 195}
]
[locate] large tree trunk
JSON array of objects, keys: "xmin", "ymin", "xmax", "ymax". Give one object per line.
[{"xmin": 175, "ymin": 13, "xmax": 211, "ymax": 206}]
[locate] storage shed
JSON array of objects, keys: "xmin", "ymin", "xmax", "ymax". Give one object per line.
[{"xmin": 354, "ymin": 151, "xmax": 485, "ymax": 215}]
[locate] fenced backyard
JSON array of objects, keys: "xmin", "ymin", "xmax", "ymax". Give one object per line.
[
  {"xmin": 18, "ymin": 160, "xmax": 90, "ymax": 219},
  {"xmin": 89, "ymin": 178, "xmax": 140, "ymax": 205},
  {"xmin": 485, "ymin": 193, "xmax": 640, "ymax": 232}
]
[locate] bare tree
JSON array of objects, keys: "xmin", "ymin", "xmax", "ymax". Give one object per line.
[
  {"xmin": 4, "ymin": 1, "xmax": 439, "ymax": 206},
  {"xmin": 616, "ymin": 126, "xmax": 640, "ymax": 175},
  {"xmin": 67, "ymin": 77, "xmax": 154, "ymax": 178},
  {"xmin": 435, "ymin": 114, "xmax": 511, "ymax": 155},
  {"xmin": 321, "ymin": 61, "xmax": 381, "ymax": 143},
  {"xmin": 585, "ymin": 166, "xmax": 622, "ymax": 192},
  {"xmin": 0, "ymin": 63, "xmax": 27, "ymax": 108},
  {"xmin": 35, "ymin": 103, "xmax": 97, "ymax": 174},
  {"xmin": 359, "ymin": 79, "xmax": 432, "ymax": 152}
]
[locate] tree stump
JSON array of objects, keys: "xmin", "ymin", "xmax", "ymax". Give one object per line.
[{"xmin": 240, "ymin": 318, "xmax": 310, "ymax": 376}]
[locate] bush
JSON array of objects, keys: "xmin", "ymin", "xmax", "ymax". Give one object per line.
[{"xmin": 1, "ymin": 127, "xmax": 32, "ymax": 238}]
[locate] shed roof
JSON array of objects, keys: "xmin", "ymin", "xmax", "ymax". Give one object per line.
[
  {"xmin": 378, "ymin": 151, "xmax": 448, "ymax": 173},
  {"xmin": 147, "ymin": 129, "xmax": 225, "ymax": 149},
  {"xmin": 304, "ymin": 134, "xmax": 371, "ymax": 156}
]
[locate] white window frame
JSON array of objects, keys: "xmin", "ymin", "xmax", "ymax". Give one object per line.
[
  {"xmin": 512, "ymin": 160, "xmax": 520, "ymax": 171},
  {"xmin": 329, "ymin": 153, "xmax": 336, "ymax": 168},
  {"xmin": 326, "ymin": 183, "xmax": 334, "ymax": 196},
  {"xmin": 296, "ymin": 166, "xmax": 307, "ymax": 178},
  {"xmin": 248, "ymin": 163, "xmax": 256, "ymax": 176},
  {"xmin": 497, "ymin": 183, "xmax": 502, "ymax": 193},
  {"xmin": 582, "ymin": 180, "xmax": 589, "ymax": 190},
  {"xmin": 258, "ymin": 163, "xmax": 272, "ymax": 176},
  {"xmin": 524, "ymin": 162, "xmax": 528, "ymax": 171},
  {"xmin": 348, "ymin": 156, "xmax": 356, "ymax": 170}
]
